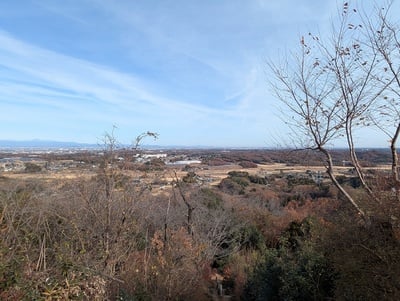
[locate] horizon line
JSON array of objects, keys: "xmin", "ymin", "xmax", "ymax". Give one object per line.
[{"xmin": 0, "ymin": 138, "xmax": 392, "ymax": 151}]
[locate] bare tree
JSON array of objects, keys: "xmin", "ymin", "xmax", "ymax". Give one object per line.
[
  {"xmin": 268, "ymin": 2, "xmax": 400, "ymax": 219},
  {"xmin": 172, "ymin": 171, "xmax": 196, "ymax": 236},
  {"xmin": 363, "ymin": 1, "xmax": 400, "ymax": 194},
  {"xmin": 62, "ymin": 128, "xmax": 160, "ymax": 276},
  {"xmin": 269, "ymin": 36, "xmax": 366, "ymax": 218},
  {"xmin": 270, "ymin": 0, "xmax": 400, "ymax": 220},
  {"xmin": 325, "ymin": 2, "xmax": 383, "ymax": 200}
]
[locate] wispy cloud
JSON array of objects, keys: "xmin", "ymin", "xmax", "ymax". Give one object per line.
[
  {"xmin": 0, "ymin": 30, "xmax": 234, "ymax": 115},
  {"xmin": 0, "ymin": 0, "xmax": 365, "ymax": 146},
  {"xmin": 0, "ymin": 28, "xmax": 260, "ymax": 144}
]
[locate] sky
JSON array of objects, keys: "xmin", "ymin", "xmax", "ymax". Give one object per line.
[{"xmin": 0, "ymin": 0, "xmax": 397, "ymax": 148}]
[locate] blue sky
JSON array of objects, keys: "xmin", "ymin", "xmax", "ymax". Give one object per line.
[{"xmin": 0, "ymin": 1, "xmax": 396, "ymax": 147}]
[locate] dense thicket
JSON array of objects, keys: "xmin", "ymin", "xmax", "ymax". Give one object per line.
[{"xmin": 1, "ymin": 159, "xmax": 399, "ymax": 300}]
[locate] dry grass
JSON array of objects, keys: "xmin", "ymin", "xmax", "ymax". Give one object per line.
[{"xmin": 3, "ymin": 162, "xmax": 392, "ymax": 186}]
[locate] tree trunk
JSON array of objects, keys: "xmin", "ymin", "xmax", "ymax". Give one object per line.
[
  {"xmin": 346, "ymin": 118, "xmax": 379, "ymax": 203},
  {"xmin": 320, "ymin": 147, "xmax": 366, "ymax": 221},
  {"xmin": 174, "ymin": 172, "xmax": 195, "ymax": 236},
  {"xmin": 391, "ymin": 122, "xmax": 400, "ymax": 199}
]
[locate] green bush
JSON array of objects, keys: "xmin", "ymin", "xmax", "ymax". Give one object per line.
[
  {"xmin": 198, "ymin": 187, "xmax": 223, "ymax": 210},
  {"xmin": 248, "ymin": 175, "xmax": 268, "ymax": 185},
  {"xmin": 243, "ymin": 219, "xmax": 336, "ymax": 301},
  {"xmin": 286, "ymin": 174, "xmax": 315, "ymax": 188},
  {"xmin": 236, "ymin": 224, "xmax": 266, "ymax": 252},
  {"xmin": 228, "ymin": 170, "xmax": 249, "ymax": 177},
  {"xmin": 230, "ymin": 176, "xmax": 250, "ymax": 187},
  {"xmin": 218, "ymin": 178, "xmax": 245, "ymax": 195},
  {"xmin": 24, "ymin": 162, "xmax": 42, "ymax": 173},
  {"xmin": 336, "ymin": 175, "xmax": 362, "ymax": 188}
]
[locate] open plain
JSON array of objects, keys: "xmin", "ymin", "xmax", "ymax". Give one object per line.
[{"xmin": 1, "ymin": 147, "xmax": 399, "ymax": 300}]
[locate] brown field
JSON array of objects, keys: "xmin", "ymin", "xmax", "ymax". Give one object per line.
[{"xmin": 3, "ymin": 161, "xmax": 392, "ymax": 188}]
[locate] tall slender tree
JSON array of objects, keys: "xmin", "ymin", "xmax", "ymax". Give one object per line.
[{"xmin": 269, "ymin": 1, "xmax": 400, "ymax": 219}]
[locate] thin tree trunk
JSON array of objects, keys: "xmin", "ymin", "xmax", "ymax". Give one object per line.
[
  {"xmin": 164, "ymin": 197, "xmax": 171, "ymax": 244},
  {"xmin": 391, "ymin": 122, "xmax": 400, "ymax": 199},
  {"xmin": 346, "ymin": 118, "xmax": 378, "ymax": 203},
  {"xmin": 320, "ymin": 147, "xmax": 366, "ymax": 220},
  {"xmin": 173, "ymin": 172, "xmax": 195, "ymax": 236}
]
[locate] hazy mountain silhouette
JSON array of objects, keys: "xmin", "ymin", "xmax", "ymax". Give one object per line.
[{"xmin": 0, "ymin": 139, "xmax": 98, "ymax": 148}]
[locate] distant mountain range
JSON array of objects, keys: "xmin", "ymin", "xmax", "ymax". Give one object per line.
[
  {"xmin": 0, "ymin": 139, "xmax": 205, "ymax": 150},
  {"xmin": 0, "ymin": 139, "xmax": 269, "ymax": 150},
  {"xmin": 0, "ymin": 139, "xmax": 99, "ymax": 149}
]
